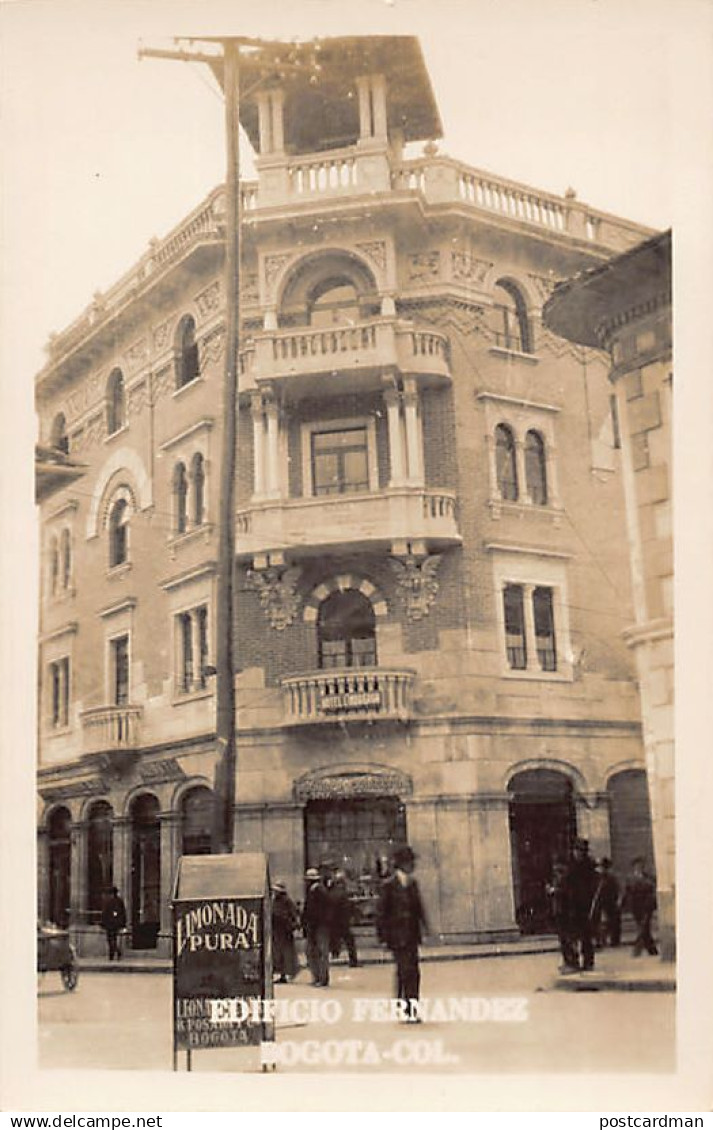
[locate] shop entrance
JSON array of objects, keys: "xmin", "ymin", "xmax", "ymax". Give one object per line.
[
  {"xmin": 508, "ymin": 769, "xmax": 577, "ymax": 934},
  {"xmin": 304, "ymin": 797, "xmax": 407, "ymax": 925},
  {"xmin": 129, "ymin": 793, "xmax": 160, "ymax": 949}
]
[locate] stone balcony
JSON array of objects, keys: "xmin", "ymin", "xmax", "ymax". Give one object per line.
[
  {"xmin": 240, "ymin": 318, "xmax": 450, "ymax": 396},
  {"xmin": 80, "ymin": 705, "xmax": 143, "ymax": 755},
  {"xmin": 236, "ymin": 486, "xmax": 460, "ymax": 561},
  {"xmin": 281, "ymin": 666, "xmax": 415, "ymax": 726}
]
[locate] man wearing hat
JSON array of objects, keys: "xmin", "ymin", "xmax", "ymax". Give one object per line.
[
  {"xmin": 563, "ymin": 838, "xmax": 599, "ymax": 971},
  {"xmin": 271, "ymin": 881, "xmax": 300, "ymax": 984},
  {"xmin": 376, "ymin": 845, "xmax": 429, "ymax": 1020},
  {"xmin": 301, "ymin": 867, "xmax": 332, "ymax": 987},
  {"xmin": 591, "ymin": 857, "xmax": 621, "ymax": 948}
]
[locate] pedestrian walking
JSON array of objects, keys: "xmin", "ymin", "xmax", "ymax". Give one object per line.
[
  {"xmin": 376, "ymin": 845, "xmax": 429, "ymax": 1021},
  {"xmin": 302, "ymin": 867, "xmax": 332, "ymax": 987},
  {"xmin": 563, "ymin": 838, "xmax": 598, "ymax": 971},
  {"xmin": 546, "ymin": 858, "xmax": 578, "ymax": 972},
  {"xmin": 622, "ymin": 857, "xmax": 658, "ymax": 957},
  {"xmin": 100, "ymin": 886, "xmax": 127, "ymax": 961},
  {"xmin": 329, "ymin": 870, "xmax": 359, "ymax": 968},
  {"xmin": 271, "ymin": 881, "xmax": 300, "ymax": 983},
  {"xmin": 591, "ymin": 857, "xmax": 622, "ymax": 947}
]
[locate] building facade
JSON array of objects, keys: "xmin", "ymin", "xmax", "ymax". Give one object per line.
[
  {"xmin": 36, "ymin": 37, "xmax": 657, "ymax": 955},
  {"xmin": 543, "ymin": 231, "xmax": 674, "ymax": 958}
]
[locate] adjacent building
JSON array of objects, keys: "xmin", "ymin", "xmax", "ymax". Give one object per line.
[
  {"xmin": 36, "ymin": 37, "xmax": 658, "ymax": 955},
  {"xmin": 543, "ymin": 230, "xmax": 674, "ymax": 958}
]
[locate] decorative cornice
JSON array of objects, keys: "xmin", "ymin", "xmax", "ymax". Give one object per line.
[
  {"xmin": 484, "ymin": 541, "xmax": 572, "ymax": 560},
  {"xmin": 160, "ymin": 561, "xmax": 217, "ymax": 592},
  {"xmin": 40, "ymin": 621, "xmax": 79, "ymax": 643},
  {"xmin": 98, "ymin": 598, "xmax": 137, "ymax": 620},
  {"xmin": 159, "ymin": 417, "xmax": 215, "ymax": 454},
  {"xmin": 595, "ymin": 291, "xmax": 671, "ymax": 350},
  {"xmin": 476, "ymin": 391, "xmax": 561, "ymax": 414},
  {"xmin": 622, "ymin": 617, "xmax": 673, "ymax": 650}
]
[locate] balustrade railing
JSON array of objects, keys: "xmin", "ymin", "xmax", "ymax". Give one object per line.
[
  {"xmin": 288, "ymin": 151, "xmax": 358, "ymax": 196},
  {"xmin": 271, "ymin": 322, "xmax": 377, "ymax": 362},
  {"xmin": 80, "ymin": 705, "xmax": 143, "ymax": 753},
  {"xmin": 282, "ymin": 667, "xmax": 415, "ymax": 724},
  {"xmin": 458, "ymin": 169, "xmax": 566, "ymax": 232}
]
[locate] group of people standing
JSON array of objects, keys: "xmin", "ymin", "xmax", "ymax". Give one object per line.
[
  {"xmin": 271, "ymin": 866, "xmax": 360, "ymax": 988},
  {"xmin": 548, "ymin": 838, "xmax": 658, "ymax": 973},
  {"xmin": 271, "ymin": 845, "xmax": 428, "ymax": 1020}
]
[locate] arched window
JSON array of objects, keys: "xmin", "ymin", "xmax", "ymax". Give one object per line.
[
  {"xmin": 86, "ymin": 801, "xmax": 114, "ymax": 918},
  {"xmin": 495, "ymin": 424, "xmax": 519, "ymax": 501},
  {"xmin": 525, "ymin": 430, "xmax": 548, "ymax": 505},
  {"xmin": 191, "ymin": 453, "xmax": 205, "ymax": 526},
  {"xmin": 318, "ymin": 589, "xmax": 377, "ymax": 669},
  {"xmin": 309, "ymin": 280, "xmax": 360, "ymax": 328},
  {"xmin": 108, "ymin": 497, "xmax": 129, "ymax": 567},
  {"xmin": 173, "ymin": 462, "xmax": 188, "ymax": 535},
  {"xmin": 49, "ymin": 536, "xmax": 60, "ymax": 596},
  {"xmin": 176, "ymin": 315, "xmax": 200, "ymax": 389},
  {"xmin": 60, "ymin": 528, "xmax": 72, "ymax": 590},
  {"xmin": 492, "ymin": 280, "xmax": 531, "ymax": 353},
  {"xmin": 50, "ymin": 413, "xmax": 69, "ymax": 455},
  {"xmin": 106, "ymin": 369, "xmax": 126, "ymax": 436},
  {"xmin": 181, "ymin": 786, "xmax": 213, "ymax": 856}
]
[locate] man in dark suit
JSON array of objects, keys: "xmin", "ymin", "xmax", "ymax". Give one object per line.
[
  {"xmin": 563, "ymin": 838, "xmax": 598, "ymax": 971},
  {"xmin": 302, "ymin": 867, "xmax": 333, "ymax": 987},
  {"xmin": 376, "ymin": 845, "xmax": 429, "ymax": 1021},
  {"xmin": 100, "ymin": 886, "xmax": 127, "ymax": 961}
]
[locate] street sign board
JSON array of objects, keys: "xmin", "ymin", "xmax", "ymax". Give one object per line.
[{"xmin": 172, "ymin": 853, "xmax": 273, "ymax": 1058}]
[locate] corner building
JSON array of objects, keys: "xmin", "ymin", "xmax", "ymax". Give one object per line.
[{"xmin": 36, "ymin": 38, "xmax": 657, "ymax": 955}]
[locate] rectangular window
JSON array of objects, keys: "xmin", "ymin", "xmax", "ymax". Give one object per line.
[
  {"xmin": 503, "ymin": 585, "xmax": 527, "ymax": 670},
  {"xmin": 320, "ymin": 638, "xmax": 348, "ymax": 669},
  {"xmin": 176, "ymin": 605, "xmax": 209, "ymax": 693},
  {"xmin": 533, "ymin": 586, "xmax": 557, "ymax": 672},
  {"xmin": 311, "ymin": 427, "xmax": 369, "ymax": 496},
  {"xmin": 609, "ymin": 394, "xmax": 621, "ymax": 450},
  {"xmin": 112, "ymin": 635, "xmax": 129, "ymax": 706},
  {"xmin": 179, "ymin": 613, "xmax": 193, "ymax": 693},
  {"xmin": 49, "ymin": 657, "xmax": 70, "ymax": 727}
]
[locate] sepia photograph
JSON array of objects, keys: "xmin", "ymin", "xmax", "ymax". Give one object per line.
[{"xmin": 1, "ymin": 0, "xmax": 712, "ymax": 1114}]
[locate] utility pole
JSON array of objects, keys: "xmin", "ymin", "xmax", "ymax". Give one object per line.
[
  {"xmin": 138, "ymin": 37, "xmax": 249, "ymax": 854},
  {"xmin": 140, "ymin": 35, "xmax": 315, "ymax": 853}
]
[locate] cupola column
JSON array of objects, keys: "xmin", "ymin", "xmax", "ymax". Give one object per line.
[{"xmin": 356, "ymin": 74, "xmax": 388, "ymax": 143}]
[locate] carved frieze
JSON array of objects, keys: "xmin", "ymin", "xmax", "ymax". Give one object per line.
[
  {"xmin": 153, "ymin": 318, "xmax": 172, "ymax": 352},
  {"xmin": 264, "ymin": 253, "xmax": 292, "ymax": 293},
  {"xmin": 408, "ymin": 252, "xmax": 440, "ymax": 282},
  {"xmin": 527, "ymin": 272, "xmax": 558, "ymax": 304},
  {"xmin": 241, "ymin": 273, "xmax": 259, "ymax": 304},
  {"xmin": 152, "ymin": 364, "xmax": 174, "ymax": 404},
  {"xmin": 123, "ymin": 337, "xmax": 149, "ymax": 374},
  {"xmin": 195, "ymin": 280, "xmax": 221, "ymax": 321},
  {"xmin": 127, "ymin": 378, "xmax": 149, "ymax": 419},
  {"xmin": 247, "ymin": 565, "xmax": 302, "ymax": 631},
  {"xmin": 356, "ymin": 240, "xmax": 387, "ymax": 275},
  {"xmin": 451, "ymin": 251, "xmax": 493, "ymax": 286},
  {"xmin": 198, "ymin": 326, "xmax": 225, "ymax": 369},
  {"xmin": 390, "ymin": 553, "xmax": 442, "ymax": 621}
]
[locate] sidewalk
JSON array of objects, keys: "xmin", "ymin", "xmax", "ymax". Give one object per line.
[
  {"xmin": 78, "ymin": 934, "xmax": 561, "ymax": 974},
  {"xmin": 551, "ymin": 947, "xmax": 675, "ymax": 993},
  {"xmin": 77, "ymin": 933, "xmax": 675, "ymax": 990}
]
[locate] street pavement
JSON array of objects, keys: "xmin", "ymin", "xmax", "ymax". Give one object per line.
[{"xmin": 38, "ymin": 950, "xmax": 674, "ymax": 1075}]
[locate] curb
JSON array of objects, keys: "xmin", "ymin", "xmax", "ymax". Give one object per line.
[{"xmin": 78, "ymin": 942, "xmax": 563, "ymax": 975}]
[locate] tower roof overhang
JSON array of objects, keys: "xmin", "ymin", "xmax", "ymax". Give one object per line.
[{"xmin": 209, "ymin": 35, "xmax": 442, "ymax": 154}]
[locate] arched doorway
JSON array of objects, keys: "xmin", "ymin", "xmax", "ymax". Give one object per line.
[
  {"xmin": 47, "ymin": 807, "xmax": 72, "ymax": 928},
  {"xmin": 129, "ymin": 793, "xmax": 160, "ymax": 949},
  {"xmin": 607, "ymin": 768, "xmax": 655, "ymax": 881},
  {"xmin": 86, "ymin": 801, "xmax": 114, "ymax": 922},
  {"xmin": 508, "ymin": 769, "xmax": 577, "ymax": 934},
  {"xmin": 304, "ymin": 796, "xmax": 407, "ymax": 926},
  {"xmin": 180, "ymin": 786, "xmax": 213, "ymax": 856}
]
